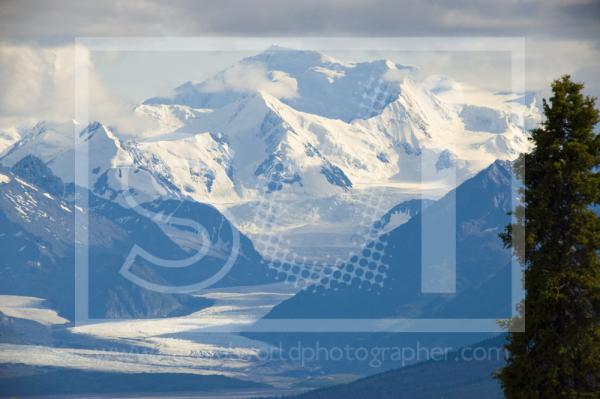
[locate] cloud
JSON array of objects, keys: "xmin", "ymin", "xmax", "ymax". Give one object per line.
[
  {"xmin": 202, "ymin": 63, "xmax": 298, "ymax": 99},
  {"xmin": 1, "ymin": 0, "xmax": 598, "ymax": 43},
  {"xmin": 0, "ymin": 43, "xmax": 155, "ymax": 132},
  {"xmin": 0, "ymin": 0, "xmax": 598, "ymax": 125},
  {"xmin": 1, "ymin": 0, "xmax": 597, "ymax": 99},
  {"xmin": 0, "ymin": 44, "xmax": 78, "ymax": 121},
  {"xmin": 383, "ymin": 68, "xmax": 413, "ymax": 84},
  {"xmin": 359, "ymin": 37, "xmax": 600, "ymax": 97},
  {"xmin": 523, "ymin": 39, "xmax": 600, "ymax": 97}
]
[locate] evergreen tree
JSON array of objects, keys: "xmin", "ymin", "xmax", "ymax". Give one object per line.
[{"xmin": 497, "ymin": 76, "xmax": 600, "ymax": 398}]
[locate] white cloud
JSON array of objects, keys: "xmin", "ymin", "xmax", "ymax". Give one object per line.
[
  {"xmin": 2, "ymin": 0, "xmax": 599, "ymax": 43},
  {"xmin": 0, "ymin": 43, "xmax": 155, "ymax": 133},
  {"xmin": 202, "ymin": 63, "xmax": 298, "ymax": 99},
  {"xmin": 362, "ymin": 37, "xmax": 600, "ymax": 98},
  {"xmin": 0, "ymin": 44, "xmax": 73, "ymax": 121},
  {"xmin": 523, "ymin": 39, "xmax": 600, "ymax": 97},
  {"xmin": 383, "ymin": 68, "xmax": 413, "ymax": 83}
]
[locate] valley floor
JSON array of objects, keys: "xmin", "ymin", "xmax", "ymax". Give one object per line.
[{"xmin": 0, "ymin": 283, "xmax": 335, "ymax": 393}]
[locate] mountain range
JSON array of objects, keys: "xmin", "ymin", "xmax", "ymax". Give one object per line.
[
  {"xmin": 0, "ymin": 46, "xmax": 539, "ymax": 260},
  {"xmin": 0, "ymin": 46, "xmax": 536, "ymax": 396}
]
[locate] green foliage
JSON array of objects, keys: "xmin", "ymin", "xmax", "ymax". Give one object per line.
[{"xmin": 497, "ymin": 76, "xmax": 600, "ymax": 398}]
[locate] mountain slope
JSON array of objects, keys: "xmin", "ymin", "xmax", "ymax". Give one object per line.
[
  {"xmin": 267, "ymin": 336, "xmax": 505, "ymax": 399},
  {"xmin": 0, "ymin": 157, "xmax": 272, "ymax": 319},
  {"xmin": 0, "ymin": 163, "xmax": 208, "ymax": 319},
  {"xmin": 0, "ymin": 365, "xmax": 268, "ymax": 397},
  {"xmin": 375, "ymin": 198, "xmax": 434, "ymax": 233}
]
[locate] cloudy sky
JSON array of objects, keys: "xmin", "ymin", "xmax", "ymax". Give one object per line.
[{"xmin": 0, "ymin": 0, "xmax": 599, "ymax": 125}]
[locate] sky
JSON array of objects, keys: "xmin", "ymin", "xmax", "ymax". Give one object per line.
[{"xmin": 0, "ymin": 0, "xmax": 599, "ymax": 125}]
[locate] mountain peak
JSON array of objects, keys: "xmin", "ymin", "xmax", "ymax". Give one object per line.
[
  {"xmin": 79, "ymin": 121, "xmax": 117, "ymax": 142},
  {"xmin": 143, "ymin": 46, "xmax": 415, "ymax": 122},
  {"xmin": 254, "ymin": 45, "xmax": 351, "ymax": 67},
  {"xmin": 464, "ymin": 159, "xmax": 513, "ymax": 192},
  {"xmin": 10, "ymin": 155, "xmax": 65, "ymax": 196}
]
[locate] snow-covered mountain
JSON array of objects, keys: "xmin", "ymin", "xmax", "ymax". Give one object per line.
[
  {"xmin": 0, "ymin": 46, "xmax": 540, "ymax": 260},
  {"xmin": 145, "ymin": 45, "xmax": 417, "ymax": 123}
]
